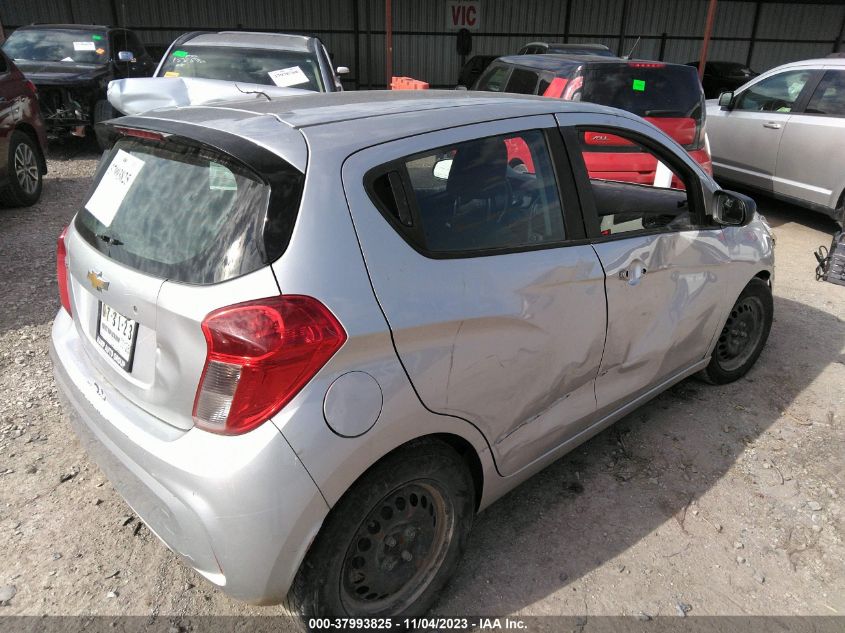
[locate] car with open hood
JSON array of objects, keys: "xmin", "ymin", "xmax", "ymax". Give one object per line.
[
  {"xmin": 52, "ymin": 91, "xmax": 773, "ymax": 621},
  {"xmin": 108, "ymin": 31, "xmax": 349, "ymax": 116},
  {"xmin": 1, "ymin": 24, "xmax": 155, "ymax": 144}
]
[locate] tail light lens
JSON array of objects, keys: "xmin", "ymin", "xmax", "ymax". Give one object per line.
[
  {"xmin": 192, "ymin": 295, "xmax": 347, "ymax": 435},
  {"xmin": 57, "ymin": 226, "xmax": 72, "ymax": 316},
  {"xmin": 542, "ymin": 77, "xmax": 568, "ymax": 98},
  {"xmin": 24, "ymin": 80, "xmax": 38, "ymax": 96},
  {"xmin": 562, "ymin": 75, "xmax": 583, "ymax": 101}
]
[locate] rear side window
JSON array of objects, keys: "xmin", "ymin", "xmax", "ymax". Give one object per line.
[
  {"xmin": 805, "ymin": 70, "xmax": 845, "ymax": 116},
  {"xmin": 474, "ymin": 64, "xmax": 509, "ymax": 91},
  {"xmin": 506, "ymin": 68, "xmax": 540, "ymax": 95},
  {"xmin": 75, "ymin": 137, "xmax": 303, "ymax": 284},
  {"xmin": 370, "ymin": 130, "xmax": 566, "ymax": 255}
]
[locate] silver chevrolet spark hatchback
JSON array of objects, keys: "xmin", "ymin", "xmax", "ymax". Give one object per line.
[{"xmin": 51, "ymin": 92, "xmax": 774, "ymax": 620}]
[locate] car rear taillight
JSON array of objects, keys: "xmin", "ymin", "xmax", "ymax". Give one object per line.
[
  {"xmin": 561, "ymin": 75, "xmax": 583, "ymax": 101},
  {"xmin": 57, "ymin": 226, "xmax": 72, "ymax": 316},
  {"xmin": 628, "ymin": 62, "xmax": 666, "ymax": 69},
  {"xmin": 192, "ymin": 295, "xmax": 347, "ymax": 435},
  {"xmin": 543, "ymin": 77, "xmax": 568, "ymax": 98},
  {"xmin": 112, "ymin": 127, "xmax": 168, "ymax": 142},
  {"xmin": 24, "ymin": 80, "xmax": 38, "ymax": 96}
]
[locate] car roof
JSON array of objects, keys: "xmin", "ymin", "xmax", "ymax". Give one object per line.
[
  {"xmin": 773, "ymin": 57, "xmax": 845, "ymax": 69},
  {"xmin": 548, "ymin": 43, "xmax": 611, "ymax": 50},
  {"xmin": 181, "ymin": 31, "xmax": 314, "ymax": 52},
  {"xmin": 115, "ymin": 91, "xmax": 630, "ymax": 169},
  {"xmin": 497, "ymin": 53, "xmax": 627, "ymax": 70},
  {"xmin": 21, "ymin": 24, "xmax": 110, "ymax": 31}
]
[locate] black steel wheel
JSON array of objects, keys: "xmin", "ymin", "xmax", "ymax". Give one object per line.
[
  {"xmin": 702, "ymin": 277, "xmax": 773, "ymax": 384},
  {"xmin": 340, "ymin": 481, "xmax": 453, "ymax": 613},
  {"xmin": 286, "ymin": 438, "xmax": 475, "ymax": 623}
]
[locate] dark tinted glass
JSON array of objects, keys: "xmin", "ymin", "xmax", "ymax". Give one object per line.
[
  {"xmin": 582, "ymin": 64, "xmax": 703, "ymax": 119},
  {"xmin": 805, "ymin": 70, "xmax": 845, "ymax": 116},
  {"xmin": 75, "ymin": 138, "xmax": 303, "ymax": 284},
  {"xmin": 506, "ymin": 68, "xmax": 540, "ymax": 94}
]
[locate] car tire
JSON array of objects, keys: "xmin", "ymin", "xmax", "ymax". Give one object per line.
[
  {"xmin": 0, "ymin": 130, "xmax": 43, "ymax": 207},
  {"xmin": 701, "ymin": 277, "xmax": 773, "ymax": 385},
  {"xmin": 286, "ymin": 438, "xmax": 475, "ymax": 624}
]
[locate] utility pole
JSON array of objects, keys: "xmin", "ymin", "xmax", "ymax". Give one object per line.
[{"xmin": 698, "ymin": 0, "xmax": 718, "ymax": 79}]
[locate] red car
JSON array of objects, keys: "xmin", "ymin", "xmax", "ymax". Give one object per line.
[
  {"xmin": 475, "ymin": 56, "xmax": 712, "ymax": 186},
  {"xmin": 0, "ymin": 50, "xmax": 47, "ymax": 207}
]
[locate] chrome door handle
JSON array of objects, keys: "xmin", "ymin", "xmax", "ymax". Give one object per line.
[{"xmin": 763, "ymin": 122, "xmax": 782, "ymax": 129}]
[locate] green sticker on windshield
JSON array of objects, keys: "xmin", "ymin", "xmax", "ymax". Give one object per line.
[
  {"xmin": 632, "ymin": 79, "xmax": 646, "ymax": 92},
  {"xmin": 172, "ymin": 50, "xmax": 188, "ymax": 58},
  {"xmin": 92, "ymin": 34, "xmax": 103, "ymax": 40}
]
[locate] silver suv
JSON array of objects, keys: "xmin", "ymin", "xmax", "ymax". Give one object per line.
[
  {"xmin": 51, "ymin": 92, "xmax": 774, "ymax": 620},
  {"xmin": 707, "ymin": 57, "xmax": 845, "ymax": 222}
]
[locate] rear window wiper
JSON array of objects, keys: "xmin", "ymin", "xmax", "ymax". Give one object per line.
[
  {"xmin": 643, "ymin": 109, "xmax": 688, "ymax": 117},
  {"xmin": 96, "ymin": 233, "xmax": 124, "ymax": 247}
]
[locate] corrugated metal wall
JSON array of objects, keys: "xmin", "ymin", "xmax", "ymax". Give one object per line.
[{"xmin": 1, "ymin": 0, "xmax": 842, "ymax": 88}]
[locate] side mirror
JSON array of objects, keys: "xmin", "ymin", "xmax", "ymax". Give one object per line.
[
  {"xmin": 117, "ymin": 51, "xmax": 134, "ymax": 63},
  {"xmin": 718, "ymin": 91, "xmax": 734, "ymax": 109},
  {"xmin": 336, "ymin": 66, "xmax": 350, "ymax": 75},
  {"xmin": 455, "ymin": 85, "xmax": 468, "ymax": 91},
  {"xmin": 433, "ymin": 158, "xmax": 453, "ymax": 180},
  {"xmin": 713, "ymin": 190, "xmax": 755, "ymax": 226}
]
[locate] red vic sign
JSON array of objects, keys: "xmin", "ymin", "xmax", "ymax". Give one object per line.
[{"xmin": 447, "ymin": 1, "xmax": 481, "ymax": 31}]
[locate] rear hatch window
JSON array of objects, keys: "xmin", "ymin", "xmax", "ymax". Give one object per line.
[
  {"xmin": 582, "ymin": 63, "xmax": 704, "ymax": 148},
  {"xmin": 75, "ymin": 136, "xmax": 303, "ymax": 284}
]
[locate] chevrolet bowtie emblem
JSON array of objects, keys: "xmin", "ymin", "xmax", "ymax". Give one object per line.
[{"xmin": 87, "ymin": 271, "xmax": 109, "ymax": 292}]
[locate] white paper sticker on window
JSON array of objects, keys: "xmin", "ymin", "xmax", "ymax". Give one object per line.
[
  {"xmin": 267, "ymin": 66, "xmax": 309, "ymax": 87},
  {"xmin": 73, "ymin": 41, "xmax": 96, "ymax": 51},
  {"xmin": 84, "ymin": 149, "xmax": 146, "ymax": 227}
]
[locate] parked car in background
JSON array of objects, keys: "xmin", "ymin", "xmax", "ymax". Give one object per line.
[
  {"xmin": 707, "ymin": 58, "xmax": 845, "ymax": 222},
  {"xmin": 109, "ymin": 31, "xmax": 349, "ymax": 116},
  {"xmin": 0, "ymin": 51, "xmax": 47, "ymax": 207},
  {"xmin": 457, "ymin": 54, "xmax": 500, "ymax": 88},
  {"xmin": 686, "ymin": 60, "xmax": 758, "ymax": 98},
  {"xmin": 52, "ymin": 91, "xmax": 773, "ymax": 620},
  {"xmin": 156, "ymin": 31, "xmax": 347, "ymax": 91},
  {"xmin": 2, "ymin": 24, "xmax": 155, "ymax": 145},
  {"xmin": 475, "ymin": 55, "xmax": 712, "ymax": 182},
  {"xmin": 518, "ymin": 41, "xmax": 616, "ymax": 57}
]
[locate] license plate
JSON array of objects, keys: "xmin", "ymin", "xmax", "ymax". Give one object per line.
[{"xmin": 96, "ymin": 302, "xmax": 138, "ymax": 372}]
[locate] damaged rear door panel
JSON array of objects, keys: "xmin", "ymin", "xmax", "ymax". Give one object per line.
[{"xmin": 340, "ymin": 115, "xmax": 608, "ymax": 476}]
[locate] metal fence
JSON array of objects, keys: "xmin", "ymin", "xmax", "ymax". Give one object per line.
[{"xmin": 2, "ymin": 0, "xmax": 843, "ymax": 89}]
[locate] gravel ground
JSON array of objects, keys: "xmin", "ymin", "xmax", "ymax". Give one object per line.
[{"xmin": 0, "ymin": 141, "xmax": 843, "ymax": 620}]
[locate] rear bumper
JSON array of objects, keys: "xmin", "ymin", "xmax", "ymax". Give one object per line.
[{"xmin": 50, "ymin": 309, "xmax": 329, "ymax": 604}]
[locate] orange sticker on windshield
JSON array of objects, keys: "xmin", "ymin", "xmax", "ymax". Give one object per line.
[
  {"xmin": 164, "ymin": 71, "xmax": 180, "ymax": 77},
  {"xmin": 95, "ymin": 48, "xmax": 105, "ymax": 55}
]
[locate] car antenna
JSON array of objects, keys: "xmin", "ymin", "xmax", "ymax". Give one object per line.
[
  {"xmin": 623, "ymin": 36, "xmax": 641, "ymax": 60},
  {"xmin": 235, "ymin": 83, "xmax": 271, "ymax": 102}
]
